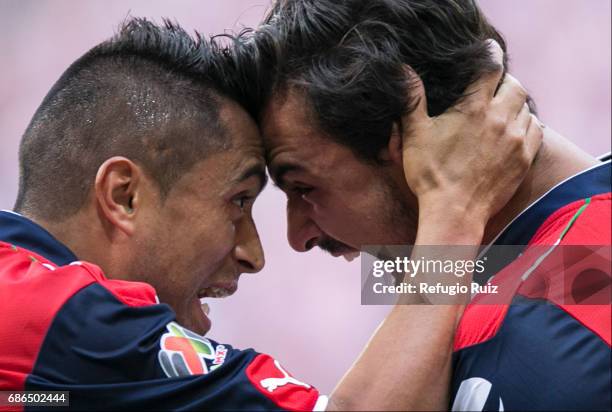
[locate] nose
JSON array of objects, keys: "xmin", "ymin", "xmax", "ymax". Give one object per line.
[
  {"xmin": 287, "ymin": 195, "xmax": 323, "ymax": 252},
  {"xmin": 233, "ymin": 215, "xmax": 265, "ymax": 274}
]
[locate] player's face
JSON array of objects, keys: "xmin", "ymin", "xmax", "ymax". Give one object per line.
[
  {"xmin": 262, "ymin": 89, "xmax": 419, "ymax": 259},
  {"xmin": 133, "ymin": 101, "xmax": 266, "ymax": 335}
]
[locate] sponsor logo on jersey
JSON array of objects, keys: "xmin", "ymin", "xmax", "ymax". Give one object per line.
[
  {"xmin": 260, "ymin": 359, "xmax": 311, "ymax": 392},
  {"xmin": 452, "ymin": 377, "xmax": 504, "ymax": 411},
  {"xmin": 158, "ymin": 322, "xmax": 225, "ymax": 377},
  {"xmin": 246, "ymin": 354, "xmax": 319, "ymax": 411},
  {"xmin": 212, "ymin": 344, "xmax": 228, "ymax": 369}
]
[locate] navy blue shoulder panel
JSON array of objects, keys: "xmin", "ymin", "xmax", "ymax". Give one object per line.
[
  {"xmin": 25, "ymin": 283, "xmax": 281, "ymax": 411},
  {"xmin": 0, "ymin": 211, "xmax": 77, "ymax": 266}
]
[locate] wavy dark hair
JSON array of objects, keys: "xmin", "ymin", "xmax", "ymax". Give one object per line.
[{"xmin": 242, "ymin": 0, "xmax": 533, "ymax": 162}]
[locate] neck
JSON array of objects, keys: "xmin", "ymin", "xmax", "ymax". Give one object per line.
[
  {"xmin": 26, "ymin": 207, "xmax": 132, "ymax": 281},
  {"xmin": 482, "ymin": 127, "xmax": 599, "ymax": 244}
]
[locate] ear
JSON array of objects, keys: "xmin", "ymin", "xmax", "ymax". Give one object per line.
[
  {"xmin": 94, "ymin": 157, "xmax": 142, "ymax": 236},
  {"xmin": 381, "ymin": 123, "xmax": 403, "ymax": 167},
  {"xmin": 380, "ymin": 64, "xmax": 428, "ymax": 167}
]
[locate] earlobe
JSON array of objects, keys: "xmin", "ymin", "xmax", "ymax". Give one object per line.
[{"xmin": 94, "ymin": 157, "xmax": 140, "ymax": 236}]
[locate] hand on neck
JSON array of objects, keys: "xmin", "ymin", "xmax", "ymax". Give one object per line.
[{"xmin": 482, "ymin": 126, "xmax": 600, "ymax": 244}]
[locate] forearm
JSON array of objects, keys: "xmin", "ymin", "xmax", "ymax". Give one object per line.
[{"xmin": 328, "ymin": 209, "xmax": 485, "ymax": 411}]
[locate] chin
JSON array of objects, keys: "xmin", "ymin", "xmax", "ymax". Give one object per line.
[
  {"xmin": 176, "ymin": 312, "xmax": 210, "ymax": 336},
  {"xmin": 188, "ymin": 298, "xmax": 212, "ymax": 335}
]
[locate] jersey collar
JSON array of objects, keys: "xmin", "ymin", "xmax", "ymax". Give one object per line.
[
  {"xmin": 491, "ymin": 159, "xmax": 611, "ymax": 247},
  {"xmin": 0, "ymin": 210, "xmax": 77, "ymax": 266},
  {"xmin": 475, "ymin": 158, "xmax": 611, "ymax": 284}
]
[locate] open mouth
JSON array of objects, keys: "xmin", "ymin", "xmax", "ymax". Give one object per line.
[
  {"xmin": 197, "ymin": 280, "xmax": 238, "ymax": 300},
  {"xmin": 198, "ymin": 285, "xmax": 237, "ymax": 299},
  {"xmin": 196, "ymin": 280, "xmax": 239, "ymax": 324}
]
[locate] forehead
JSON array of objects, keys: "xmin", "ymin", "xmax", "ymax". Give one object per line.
[
  {"xmin": 215, "ymin": 99, "xmax": 265, "ymax": 181},
  {"xmin": 261, "ymin": 88, "xmax": 371, "ymax": 182},
  {"xmin": 261, "ymin": 89, "xmax": 328, "ymax": 163},
  {"xmin": 172, "ymin": 99, "xmax": 265, "ymax": 195},
  {"xmin": 219, "ymin": 98, "xmax": 264, "ymax": 158}
]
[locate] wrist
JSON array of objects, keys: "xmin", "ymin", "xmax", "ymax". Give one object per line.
[{"xmin": 417, "ymin": 198, "xmax": 487, "ymax": 245}]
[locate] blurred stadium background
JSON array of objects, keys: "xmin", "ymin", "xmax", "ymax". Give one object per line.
[{"xmin": 0, "ymin": 0, "xmax": 610, "ymax": 394}]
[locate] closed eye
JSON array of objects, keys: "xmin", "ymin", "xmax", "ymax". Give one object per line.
[
  {"xmin": 271, "ymin": 180, "xmax": 313, "ymax": 196},
  {"xmin": 290, "ymin": 185, "xmax": 313, "ymax": 196},
  {"xmin": 232, "ymin": 195, "xmax": 254, "ymax": 211}
]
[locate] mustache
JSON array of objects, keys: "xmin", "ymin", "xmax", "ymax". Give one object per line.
[{"xmin": 317, "ymin": 235, "xmax": 352, "ymax": 255}]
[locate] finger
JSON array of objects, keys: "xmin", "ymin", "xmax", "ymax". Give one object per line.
[
  {"xmin": 493, "ymin": 74, "xmax": 528, "ymax": 118},
  {"xmin": 523, "ymin": 114, "xmax": 544, "ymax": 162},
  {"xmin": 516, "ymin": 102, "xmax": 530, "ymax": 119},
  {"xmin": 403, "ymin": 66, "xmax": 430, "ymax": 132},
  {"xmin": 515, "ymin": 102, "xmax": 530, "ymax": 133},
  {"xmin": 462, "ymin": 39, "xmax": 504, "ymax": 103}
]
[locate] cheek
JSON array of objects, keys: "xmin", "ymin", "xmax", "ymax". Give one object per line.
[
  {"xmin": 310, "ymin": 192, "xmax": 368, "ymax": 235},
  {"xmin": 211, "ymin": 220, "xmax": 237, "ymax": 255},
  {"xmin": 313, "ymin": 165, "xmax": 383, "ymax": 221},
  {"xmin": 157, "ymin": 213, "xmax": 236, "ymax": 280},
  {"xmin": 155, "ymin": 220, "xmax": 236, "ymax": 307},
  {"xmin": 315, "ymin": 186, "xmax": 392, "ymax": 240},
  {"xmin": 192, "ymin": 215, "xmax": 236, "ymax": 269}
]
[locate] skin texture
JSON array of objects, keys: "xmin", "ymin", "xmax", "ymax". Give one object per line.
[
  {"xmin": 10, "ymin": 32, "xmax": 583, "ymax": 410},
  {"xmin": 19, "ymin": 39, "xmax": 596, "ymax": 410},
  {"xmin": 264, "ymin": 91, "xmax": 418, "ymax": 255},
  {"xmin": 262, "ymin": 84, "xmax": 597, "ymax": 257},
  {"xmin": 35, "ymin": 97, "xmax": 267, "ymax": 335},
  {"xmin": 260, "ymin": 42, "xmax": 596, "ymax": 410}
]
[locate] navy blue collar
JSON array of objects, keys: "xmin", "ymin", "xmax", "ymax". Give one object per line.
[
  {"xmin": 0, "ymin": 210, "xmax": 77, "ymax": 266},
  {"xmin": 474, "ymin": 160, "xmax": 610, "ymax": 283},
  {"xmin": 492, "ymin": 160, "xmax": 611, "ymax": 246}
]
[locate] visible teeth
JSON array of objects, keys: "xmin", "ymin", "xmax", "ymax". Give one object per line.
[
  {"xmin": 344, "ymin": 251, "xmax": 360, "ymax": 262},
  {"xmin": 200, "ymin": 287, "xmax": 231, "ymax": 298},
  {"xmin": 201, "ymin": 303, "xmax": 210, "ymax": 316}
]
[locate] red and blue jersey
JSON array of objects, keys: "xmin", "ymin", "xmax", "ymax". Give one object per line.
[
  {"xmin": 0, "ymin": 211, "xmax": 327, "ymax": 411},
  {"xmin": 2, "ymin": 160, "xmax": 610, "ymax": 411},
  {"xmin": 451, "ymin": 159, "xmax": 612, "ymax": 411}
]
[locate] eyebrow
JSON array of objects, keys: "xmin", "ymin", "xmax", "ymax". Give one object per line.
[
  {"xmin": 234, "ymin": 163, "xmax": 268, "ymax": 194},
  {"xmin": 269, "ymin": 163, "xmax": 306, "ymax": 190}
]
